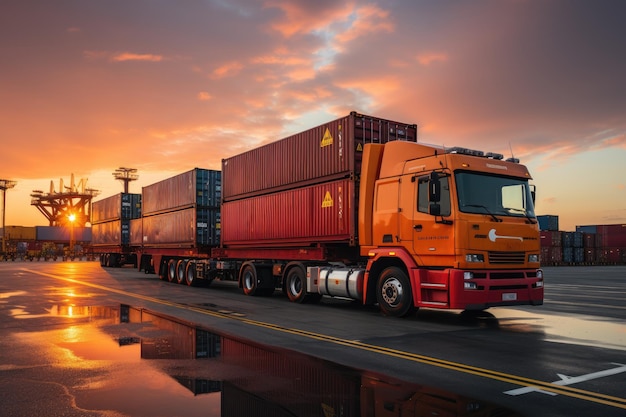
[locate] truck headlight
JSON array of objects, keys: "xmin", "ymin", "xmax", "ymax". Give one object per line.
[
  {"xmin": 465, "ymin": 254, "xmax": 484, "ymax": 263},
  {"xmin": 528, "ymin": 254, "xmax": 539, "ymax": 263}
]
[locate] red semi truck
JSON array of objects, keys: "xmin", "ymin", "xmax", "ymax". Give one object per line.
[{"xmin": 95, "ymin": 112, "xmax": 543, "ymax": 316}]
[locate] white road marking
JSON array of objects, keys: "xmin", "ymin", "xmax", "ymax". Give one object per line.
[{"xmin": 505, "ymin": 363, "xmax": 626, "ymax": 396}]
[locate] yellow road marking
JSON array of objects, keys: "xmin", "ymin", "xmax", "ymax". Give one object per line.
[{"xmin": 24, "ymin": 268, "xmax": 626, "ymax": 410}]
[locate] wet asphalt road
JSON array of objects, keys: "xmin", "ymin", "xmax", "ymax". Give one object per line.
[{"xmin": 0, "ymin": 261, "xmax": 625, "ymax": 416}]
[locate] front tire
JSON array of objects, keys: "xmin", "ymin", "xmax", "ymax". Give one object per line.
[{"xmin": 376, "ymin": 267, "xmax": 415, "ymax": 317}]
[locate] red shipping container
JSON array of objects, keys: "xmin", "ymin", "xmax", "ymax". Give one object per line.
[
  {"xmin": 540, "ymin": 231, "xmax": 561, "ymax": 247},
  {"xmin": 539, "ymin": 246, "xmax": 562, "ymax": 264},
  {"xmin": 583, "ymin": 233, "xmax": 595, "ymax": 248},
  {"xmin": 92, "ymin": 193, "xmax": 141, "ymax": 224},
  {"xmin": 222, "ymin": 178, "xmax": 355, "ymax": 247},
  {"xmin": 596, "ymin": 224, "xmax": 626, "ymax": 247},
  {"xmin": 130, "ymin": 218, "xmax": 143, "ymax": 246},
  {"xmin": 141, "ymin": 207, "xmax": 220, "ymax": 247},
  {"xmin": 142, "ymin": 168, "xmax": 220, "ymax": 215},
  {"xmin": 222, "ymin": 112, "xmax": 417, "ymax": 201},
  {"xmin": 91, "ymin": 221, "xmax": 125, "ymax": 246},
  {"xmin": 540, "ymin": 231, "xmax": 552, "ymax": 247}
]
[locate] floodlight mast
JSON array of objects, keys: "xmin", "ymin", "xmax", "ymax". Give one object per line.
[
  {"xmin": 0, "ymin": 179, "xmax": 17, "ymax": 255},
  {"xmin": 113, "ymin": 167, "xmax": 138, "ymax": 193}
]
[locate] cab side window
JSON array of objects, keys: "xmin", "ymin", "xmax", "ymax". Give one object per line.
[{"xmin": 418, "ymin": 175, "xmax": 451, "ymax": 216}]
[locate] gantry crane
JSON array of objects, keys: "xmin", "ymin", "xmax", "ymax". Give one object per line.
[{"xmin": 30, "ymin": 174, "xmax": 100, "ymax": 227}]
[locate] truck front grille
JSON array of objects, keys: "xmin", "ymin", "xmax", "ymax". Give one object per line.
[{"xmin": 489, "ymin": 251, "xmax": 525, "ymax": 265}]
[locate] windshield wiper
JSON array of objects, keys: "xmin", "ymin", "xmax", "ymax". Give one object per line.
[
  {"xmin": 464, "ymin": 204, "xmax": 502, "ymax": 222},
  {"xmin": 504, "ymin": 207, "xmax": 537, "ymax": 224}
]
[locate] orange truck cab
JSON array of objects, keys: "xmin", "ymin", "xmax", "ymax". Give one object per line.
[{"xmin": 358, "ymin": 141, "xmax": 544, "ymax": 316}]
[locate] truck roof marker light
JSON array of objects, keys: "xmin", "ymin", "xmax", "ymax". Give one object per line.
[
  {"xmin": 388, "ymin": 251, "xmax": 396, "ymax": 256},
  {"xmin": 462, "ymin": 163, "xmax": 470, "ymax": 168}
]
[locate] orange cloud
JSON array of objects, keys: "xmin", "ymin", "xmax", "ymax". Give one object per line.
[
  {"xmin": 197, "ymin": 92, "xmax": 212, "ymax": 101},
  {"xmin": 334, "ymin": 4, "xmax": 394, "ymax": 44},
  {"xmin": 111, "ymin": 52, "xmax": 163, "ymax": 62},
  {"xmin": 416, "ymin": 52, "xmax": 449, "ymax": 66},
  {"xmin": 210, "ymin": 61, "xmax": 244, "ymax": 79},
  {"xmin": 267, "ymin": 1, "xmax": 393, "ymax": 44}
]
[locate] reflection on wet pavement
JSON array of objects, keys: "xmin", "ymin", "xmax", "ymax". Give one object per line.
[
  {"xmin": 492, "ymin": 308, "xmax": 626, "ymax": 351},
  {"xmin": 2, "ymin": 304, "xmax": 523, "ymax": 417}
]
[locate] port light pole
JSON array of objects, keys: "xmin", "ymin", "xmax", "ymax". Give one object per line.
[{"xmin": 0, "ymin": 179, "xmax": 17, "ymax": 255}]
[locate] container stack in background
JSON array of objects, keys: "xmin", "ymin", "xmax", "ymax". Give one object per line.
[{"xmin": 538, "ymin": 215, "xmax": 626, "ymax": 266}]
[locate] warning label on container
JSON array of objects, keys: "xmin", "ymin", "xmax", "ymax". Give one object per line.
[
  {"xmin": 321, "ymin": 128, "xmax": 333, "ymax": 147},
  {"xmin": 322, "ymin": 191, "xmax": 334, "ymax": 208}
]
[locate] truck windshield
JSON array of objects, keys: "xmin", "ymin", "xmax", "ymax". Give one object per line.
[{"xmin": 455, "ymin": 171, "xmax": 536, "ymax": 219}]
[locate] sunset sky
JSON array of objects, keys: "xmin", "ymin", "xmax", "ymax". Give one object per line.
[{"xmin": 1, "ymin": 0, "xmax": 625, "ymax": 232}]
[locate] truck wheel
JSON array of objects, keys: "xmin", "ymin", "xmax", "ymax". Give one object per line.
[
  {"xmin": 185, "ymin": 261, "xmax": 197, "ymax": 286},
  {"xmin": 376, "ymin": 267, "xmax": 415, "ymax": 317},
  {"xmin": 286, "ymin": 266, "xmax": 307, "ymax": 303},
  {"xmin": 167, "ymin": 259, "xmax": 177, "ymax": 283},
  {"xmin": 241, "ymin": 264, "xmax": 259, "ymax": 296},
  {"xmin": 176, "ymin": 260, "xmax": 186, "ymax": 284}
]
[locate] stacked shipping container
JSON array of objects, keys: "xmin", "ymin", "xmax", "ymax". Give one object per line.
[
  {"xmin": 538, "ymin": 215, "xmax": 626, "ymax": 265},
  {"xmin": 140, "ymin": 168, "xmax": 221, "ymax": 248},
  {"xmin": 221, "ymin": 112, "xmax": 417, "ymax": 248},
  {"xmin": 91, "ymin": 193, "xmax": 142, "ymax": 247}
]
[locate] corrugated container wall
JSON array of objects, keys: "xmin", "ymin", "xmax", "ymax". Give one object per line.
[
  {"xmin": 222, "ymin": 179, "xmax": 354, "ymax": 247},
  {"xmin": 129, "ymin": 218, "xmax": 143, "ymax": 246},
  {"xmin": 596, "ymin": 224, "xmax": 626, "ymax": 247},
  {"xmin": 92, "ymin": 193, "xmax": 141, "ymax": 224},
  {"xmin": 141, "ymin": 207, "xmax": 220, "ymax": 247},
  {"xmin": 91, "ymin": 221, "xmax": 129, "ymax": 246},
  {"xmin": 222, "ymin": 112, "xmax": 417, "ymax": 201},
  {"xmin": 142, "ymin": 169, "xmax": 221, "ymax": 215}
]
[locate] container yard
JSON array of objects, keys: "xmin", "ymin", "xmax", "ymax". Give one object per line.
[{"xmin": 538, "ymin": 215, "xmax": 626, "ymax": 265}]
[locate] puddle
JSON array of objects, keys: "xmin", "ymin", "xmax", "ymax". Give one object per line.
[
  {"xmin": 492, "ymin": 308, "xmax": 626, "ymax": 351},
  {"xmin": 4, "ymin": 304, "xmax": 523, "ymax": 417}
]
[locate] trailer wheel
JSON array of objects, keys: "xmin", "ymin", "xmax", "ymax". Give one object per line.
[
  {"xmin": 376, "ymin": 267, "xmax": 415, "ymax": 317},
  {"xmin": 185, "ymin": 261, "xmax": 197, "ymax": 287},
  {"xmin": 176, "ymin": 260, "xmax": 186, "ymax": 284},
  {"xmin": 286, "ymin": 266, "xmax": 307, "ymax": 303},
  {"xmin": 241, "ymin": 264, "xmax": 259, "ymax": 296},
  {"xmin": 167, "ymin": 259, "xmax": 178, "ymax": 283}
]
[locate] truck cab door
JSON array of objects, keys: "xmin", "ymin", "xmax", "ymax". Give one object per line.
[{"xmin": 412, "ymin": 173, "xmax": 454, "ymax": 264}]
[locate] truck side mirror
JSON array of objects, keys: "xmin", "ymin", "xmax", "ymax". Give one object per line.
[
  {"xmin": 429, "ymin": 203, "xmax": 441, "ymax": 216},
  {"xmin": 429, "ymin": 171, "xmax": 441, "ymax": 203}
]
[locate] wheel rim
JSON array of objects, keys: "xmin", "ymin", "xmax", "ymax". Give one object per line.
[
  {"xmin": 186, "ymin": 262, "xmax": 195, "ymax": 285},
  {"xmin": 177, "ymin": 261, "xmax": 185, "ymax": 283},
  {"xmin": 381, "ymin": 277, "xmax": 403, "ymax": 307},
  {"xmin": 289, "ymin": 275, "xmax": 302, "ymax": 297},
  {"xmin": 168, "ymin": 261, "xmax": 176, "ymax": 281},
  {"xmin": 243, "ymin": 270, "xmax": 255, "ymax": 290}
]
